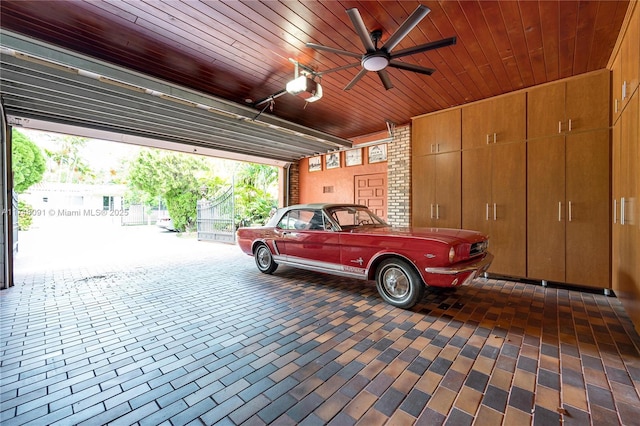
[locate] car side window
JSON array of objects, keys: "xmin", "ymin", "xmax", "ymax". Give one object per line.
[{"xmin": 277, "ymin": 210, "xmax": 321, "ymax": 230}]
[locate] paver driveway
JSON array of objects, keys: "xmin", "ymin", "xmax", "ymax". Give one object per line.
[{"xmin": 2, "ymin": 222, "xmax": 640, "ymax": 425}]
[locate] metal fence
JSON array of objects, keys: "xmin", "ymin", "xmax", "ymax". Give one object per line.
[
  {"xmin": 121, "ymin": 204, "xmax": 158, "ymax": 226},
  {"xmin": 197, "ymin": 186, "xmax": 235, "ymax": 243}
]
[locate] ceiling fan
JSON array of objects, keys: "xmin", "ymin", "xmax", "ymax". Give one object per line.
[{"xmin": 307, "ymin": 5, "xmax": 456, "ymax": 91}]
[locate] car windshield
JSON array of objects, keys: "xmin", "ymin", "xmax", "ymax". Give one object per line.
[{"xmin": 327, "ymin": 206, "xmax": 388, "ymax": 229}]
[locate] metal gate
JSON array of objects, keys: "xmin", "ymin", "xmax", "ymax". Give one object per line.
[{"xmin": 197, "ymin": 186, "xmax": 235, "ymax": 243}]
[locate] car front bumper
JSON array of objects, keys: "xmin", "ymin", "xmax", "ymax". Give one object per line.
[{"xmin": 425, "ymin": 252, "xmax": 494, "ymax": 276}]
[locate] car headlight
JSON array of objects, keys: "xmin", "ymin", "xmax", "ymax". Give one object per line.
[{"xmin": 449, "ymin": 247, "xmax": 455, "ymax": 263}]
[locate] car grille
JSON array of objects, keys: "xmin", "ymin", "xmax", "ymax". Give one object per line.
[{"xmin": 470, "ymin": 240, "xmax": 488, "ymax": 257}]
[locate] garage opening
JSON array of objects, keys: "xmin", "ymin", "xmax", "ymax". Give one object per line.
[{"xmin": 11, "ymin": 126, "xmax": 282, "ymax": 280}]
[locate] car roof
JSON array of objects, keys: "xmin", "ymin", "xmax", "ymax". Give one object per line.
[{"xmin": 282, "ymin": 203, "xmax": 368, "ymax": 210}]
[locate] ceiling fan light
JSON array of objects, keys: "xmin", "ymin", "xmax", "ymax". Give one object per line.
[{"xmin": 362, "ymin": 53, "xmax": 389, "ymax": 71}]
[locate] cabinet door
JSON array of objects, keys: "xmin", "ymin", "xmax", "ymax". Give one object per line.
[
  {"xmin": 527, "ymin": 136, "xmax": 566, "ymax": 282},
  {"xmin": 565, "ymin": 70, "xmax": 610, "ymax": 133},
  {"xmin": 613, "ymin": 52, "xmax": 623, "ymax": 124},
  {"xmin": 617, "ymin": 93, "xmax": 639, "ymax": 298},
  {"xmin": 612, "ymin": 119, "xmax": 623, "ymax": 291},
  {"xmin": 527, "ymin": 81, "xmax": 565, "ymax": 139},
  {"xmin": 462, "ymin": 147, "xmax": 492, "ymax": 235},
  {"xmin": 621, "ymin": 9, "xmax": 639, "ymax": 107},
  {"xmin": 462, "ymin": 101, "xmax": 493, "ymax": 149},
  {"xmin": 412, "ymin": 109, "xmax": 461, "ymax": 156},
  {"xmin": 434, "ymin": 151, "xmax": 461, "ymax": 228},
  {"xmin": 565, "ymin": 129, "xmax": 611, "ymax": 287},
  {"xmin": 490, "ymin": 143, "xmax": 526, "ymax": 277},
  {"xmin": 412, "ymin": 155, "xmax": 436, "ymax": 227},
  {"xmin": 491, "ymin": 93, "xmax": 526, "ymax": 144}
]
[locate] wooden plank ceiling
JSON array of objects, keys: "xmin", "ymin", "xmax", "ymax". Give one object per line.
[{"xmin": 0, "ymin": 0, "xmax": 629, "ymax": 140}]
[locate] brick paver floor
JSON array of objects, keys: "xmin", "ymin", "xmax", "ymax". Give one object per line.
[{"xmin": 2, "ymin": 225, "xmax": 640, "ymax": 425}]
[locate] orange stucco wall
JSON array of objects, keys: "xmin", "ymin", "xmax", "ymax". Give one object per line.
[{"xmin": 298, "ymin": 131, "xmax": 389, "ymax": 204}]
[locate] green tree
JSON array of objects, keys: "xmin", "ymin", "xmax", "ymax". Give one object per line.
[
  {"xmin": 44, "ymin": 135, "xmax": 94, "ymax": 183},
  {"xmin": 235, "ymin": 163, "xmax": 278, "ymax": 225},
  {"xmin": 127, "ymin": 149, "xmax": 218, "ymax": 232},
  {"xmin": 12, "ymin": 130, "xmax": 46, "ymax": 193}
]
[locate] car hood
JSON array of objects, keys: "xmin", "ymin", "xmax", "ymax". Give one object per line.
[{"xmin": 350, "ymin": 226, "xmax": 487, "ymax": 244}]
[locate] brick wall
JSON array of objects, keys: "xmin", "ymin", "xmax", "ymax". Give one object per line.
[
  {"xmin": 386, "ymin": 124, "xmax": 411, "ymax": 227},
  {"xmin": 287, "ymin": 161, "xmax": 300, "ymax": 206}
]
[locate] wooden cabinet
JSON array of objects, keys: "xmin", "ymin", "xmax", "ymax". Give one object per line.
[
  {"xmin": 613, "ymin": 91, "xmax": 639, "ymax": 310},
  {"xmin": 621, "ymin": 8, "xmax": 639, "ymax": 111},
  {"xmin": 462, "ymin": 92, "xmax": 526, "ymax": 149},
  {"xmin": 412, "ymin": 109, "xmax": 461, "ymax": 228},
  {"xmin": 528, "ymin": 70, "xmax": 610, "ymax": 139},
  {"xmin": 462, "ymin": 143, "xmax": 526, "ymax": 277},
  {"xmin": 412, "ymin": 109, "xmax": 461, "ymax": 156},
  {"xmin": 412, "ymin": 152, "xmax": 461, "ymax": 228},
  {"xmin": 528, "ymin": 129, "xmax": 610, "ymax": 288}
]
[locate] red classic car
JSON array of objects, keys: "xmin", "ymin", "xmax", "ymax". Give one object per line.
[{"xmin": 237, "ymin": 203, "xmax": 493, "ymax": 308}]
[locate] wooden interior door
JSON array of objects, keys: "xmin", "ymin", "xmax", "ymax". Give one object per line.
[
  {"xmin": 527, "ymin": 136, "xmax": 566, "ymax": 282},
  {"xmin": 355, "ymin": 173, "xmax": 387, "ymax": 220},
  {"xmin": 565, "ymin": 129, "xmax": 611, "ymax": 287},
  {"xmin": 490, "ymin": 143, "xmax": 527, "ymax": 277}
]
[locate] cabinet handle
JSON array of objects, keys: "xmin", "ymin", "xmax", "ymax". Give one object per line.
[
  {"xmin": 568, "ymin": 201, "xmax": 573, "ymax": 222},
  {"xmin": 622, "ymin": 81, "xmax": 627, "ymax": 101},
  {"xmin": 621, "ymin": 197, "xmax": 626, "ymax": 225},
  {"xmin": 486, "ymin": 203, "xmax": 490, "ymax": 221},
  {"xmin": 558, "ymin": 121, "xmax": 562, "ymax": 134},
  {"xmin": 559, "ymin": 202, "xmax": 562, "ymax": 222},
  {"xmin": 614, "ymin": 199, "xmax": 617, "ymax": 224},
  {"xmin": 436, "ymin": 204, "xmax": 440, "ymax": 220},
  {"xmin": 430, "ymin": 204, "xmax": 434, "ymax": 219},
  {"xmin": 493, "ymin": 203, "xmax": 497, "ymax": 221},
  {"xmin": 486, "ymin": 134, "xmax": 490, "ymax": 145},
  {"xmin": 568, "ymin": 119, "xmax": 572, "ymax": 132},
  {"xmin": 493, "ymin": 133, "xmax": 497, "ymax": 143},
  {"xmin": 615, "ymin": 99, "xmax": 619, "ymax": 113}
]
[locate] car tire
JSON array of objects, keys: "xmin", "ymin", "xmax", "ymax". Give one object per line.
[
  {"xmin": 375, "ymin": 258, "xmax": 424, "ymax": 308},
  {"xmin": 254, "ymin": 243, "xmax": 278, "ymax": 274}
]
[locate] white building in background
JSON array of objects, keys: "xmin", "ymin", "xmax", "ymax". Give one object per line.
[{"xmin": 20, "ymin": 182, "xmax": 126, "ymax": 228}]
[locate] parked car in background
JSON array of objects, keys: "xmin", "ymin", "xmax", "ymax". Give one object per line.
[
  {"xmin": 237, "ymin": 203, "xmax": 493, "ymax": 308},
  {"xmin": 156, "ymin": 211, "xmax": 176, "ymax": 231}
]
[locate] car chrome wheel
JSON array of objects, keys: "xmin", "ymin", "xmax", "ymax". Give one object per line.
[
  {"xmin": 375, "ymin": 258, "xmax": 424, "ymax": 308},
  {"xmin": 254, "ymin": 243, "xmax": 278, "ymax": 274},
  {"xmin": 381, "ymin": 267, "xmax": 409, "ymax": 298}
]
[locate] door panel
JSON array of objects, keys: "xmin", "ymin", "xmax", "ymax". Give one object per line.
[
  {"xmin": 490, "ymin": 143, "xmax": 526, "ymax": 277},
  {"xmin": 566, "ymin": 129, "xmax": 610, "ymax": 287},
  {"xmin": 435, "ymin": 151, "xmax": 461, "ymax": 228},
  {"xmin": 462, "ymin": 147, "xmax": 492, "ymax": 236},
  {"xmin": 355, "ymin": 173, "xmax": 387, "ymax": 219},
  {"xmin": 412, "ymin": 155, "xmax": 435, "ymax": 227},
  {"xmin": 527, "ymin": 136, "xmax": 566, "ymax": 281}
]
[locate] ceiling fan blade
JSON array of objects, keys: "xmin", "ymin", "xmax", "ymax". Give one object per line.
[
  {"xmin": 388, "ymin": 60, "xmax": 435, "ymax": 75},
  {"xmin": 305, "ymin": 43, "xmax": 362, "ymax": 59},
  {"xmin": 390, "ymin": 37, "xmax": 457, "ymax": 60},
  {"xmin": 344, "ymin": 68, "xmax": 368, "ymax": 90},
  {"xmin": 377, "ymin": 69, "xmax": 393, "ymax": 90},
  {"xmin": 317, "ymin": 62, "xmax": 360, "ymax": 76},
  {"xmin": 346, "ymin": 8, "xmax": 376, "ymax": 52},
  {"xmin": 382, "ymin": 4, "xmax": 431, "ymax": 53}
]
